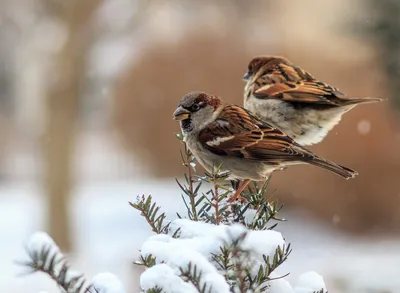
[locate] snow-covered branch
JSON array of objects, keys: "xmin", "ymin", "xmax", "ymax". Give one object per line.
[
  {"xmin": 18, "ymin": 232, "xmax": 125, "ymax": 293},
  {"xmin": 17, "ymin": 142, "xmax": 329, "ymax": 293},
  {"xmin": 138, "ymin": 219, "xmax": 325, "ymax": 293}
]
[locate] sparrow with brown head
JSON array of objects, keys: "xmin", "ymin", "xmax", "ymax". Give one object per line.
[
  {"xmin": 173, "ymin": 91, "xmax": 358, "ymax": 202},
  {"xmin": 243, "ymin": 56, "xmax": 382, "ymax": 146}
]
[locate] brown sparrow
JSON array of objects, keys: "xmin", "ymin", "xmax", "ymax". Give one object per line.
[
  {"xmin": 173, "ymin": 91, "xmax": 357, "ymax": 202},
  {"xmin": 243, "ymin": 56, "xmax": 382, "ymax": 146}
]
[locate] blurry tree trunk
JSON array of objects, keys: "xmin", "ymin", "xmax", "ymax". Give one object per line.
[
  {"xmin": 44, "ymin": 0, "xmax": 99, "ymax": 252},
  {"xmin": 366, "ymin": 0, "xmax": 400, "ymax": 110}
]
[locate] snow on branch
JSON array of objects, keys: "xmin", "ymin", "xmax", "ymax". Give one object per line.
[
  {"xmin": 138, "ymin": 220, "xmax": 288, "ymax": 292},
  {"xmin": 92, "ymin": 273, "xmax": 125, "ymax": 293},
  {"xmin": 16, "ymin": 140, "xmax": 328, "ymax": 293},
  {"xmin": 137, "ymin": 218, "xmax": 326, "ymax": 293},
  {"xmin": 17, "ymin": 232, "xmax": 125, "ymax": 293}
]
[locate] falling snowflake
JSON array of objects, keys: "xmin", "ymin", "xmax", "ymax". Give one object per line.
[{"xmin": 357, "ymin": 120, "xmax": 371, "ymax": 135}]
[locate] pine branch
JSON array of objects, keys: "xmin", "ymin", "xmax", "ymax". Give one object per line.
[
  {"xmin": 17, "ymin": 244, "xmax": 94, "ymax": 293},
  {"xmin": 211, "ymin": 173, "xmax": 221, "ymax": 225},
  {"xmin": 176, "ymin": 134, "xmax": 202, "ymax": 221},
  {"xmin": 211, "ymin": 228, "xmax": 292, "ymax": 292},
  {"xmin": 179, "ymin": 262, "xmax": 212, "ymax": 293},
  {"xmin": 145, "ymin": 287, "xmax": 163, "ymax": 293},
  {"xmin": 231, "ymin": 180, "xmax": 285, "ymax": 231},
  {"xmin": 232, "ymin": 248, "xmax": 251, "ymax": 293},
  {"xmin": 200, "ymin": 163, "xmax": 231, "ymax": 225},
  {"xmin": 134, "ymin": 254, "xmax": 157, "ymax": 268},
  {"xmin": 185, "ymin": 146, "xmax": 198, "ymax": 221},
  {"xmin": 220, "ymin": 230, "xmax": 252, "ymax": 292},
  {"xmin": 129, "ymin": 195, "xmax": 170, "ymax": 234},
  {"xmin": 252, "ymin": 244, "xmax": 292, "ymax": 288},
  {"xmin": 247, "ymin": 178, "xmax": 272, "ymax": 208},
  {"xmin": 211, "ymin": 246, "xmax": 233, "ymax": 272}
]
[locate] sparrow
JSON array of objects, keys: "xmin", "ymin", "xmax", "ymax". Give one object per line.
[
  {"xmin": 173, "ymin": 91, "xmax": 358, "ymax": 202},
  {"xmin": 243, "ymin": 56, "xmax": 382, "ymax": 146}
]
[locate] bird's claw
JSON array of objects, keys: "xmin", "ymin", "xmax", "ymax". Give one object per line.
[{"xmin": 227, "ymin": 193, "xmax": 247, "ymax": 203}]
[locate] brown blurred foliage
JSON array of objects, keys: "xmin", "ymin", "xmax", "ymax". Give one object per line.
[{"xmin": 113, "ymin": 6, "xmax": 400, "ymax": 233}]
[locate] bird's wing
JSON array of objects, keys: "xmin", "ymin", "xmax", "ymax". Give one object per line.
[
  {"xmin": 198, "ymin": 105, "xmax": 314, "ymax": 161},
  {"xmin": 253, "ymin": 62, "xmax": 347, "ymax": 106}
]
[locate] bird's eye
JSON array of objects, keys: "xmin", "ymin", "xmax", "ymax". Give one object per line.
[{"xmin": 191, "ymin": 104, "xmax": 200, "ymax": 111}]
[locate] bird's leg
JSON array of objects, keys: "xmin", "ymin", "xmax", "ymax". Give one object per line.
[{"xmin": 227, "ymin": 179, "xmax": 251, "ymax": 203}]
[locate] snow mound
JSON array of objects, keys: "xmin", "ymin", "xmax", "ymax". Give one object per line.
[
  {"xmin": 139, "ymin": 219, "xmax": 326, "ymax": 293},
  {"xmin": 92, "ymin": 272, "xmax": 125, "ymax": 293}
]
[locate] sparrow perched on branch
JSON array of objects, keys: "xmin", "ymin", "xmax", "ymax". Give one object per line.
[
  {"xmin": 173, "ymin": 91, "xmax": 358, "ymax": 202},
  {"xmin": 243, "ymin": 56, "xmax": 382, "ymax": 146}
]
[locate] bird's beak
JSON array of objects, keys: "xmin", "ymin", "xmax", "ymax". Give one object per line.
[
  {"xmin": 242, "ymin": 71, "xmax": 251, "ymax": 81},
  {"xmin": 173, "ymin": 106, "xmax": 191, "ymax": 120}
]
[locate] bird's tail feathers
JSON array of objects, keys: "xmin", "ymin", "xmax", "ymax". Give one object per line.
[
  {"xmin": 309, "ymin": 157, "xmax": 358, "ymax": 179},
  {"xmin": 342, "ymin": 97, "xmax": 383, "ymax": 106}
]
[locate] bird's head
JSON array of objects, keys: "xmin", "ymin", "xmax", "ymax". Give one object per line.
[
  {"xmin": 173, "ymin": 92, "xmax": 222, "ymax": 133},
  {"xmin": 243, "ymin": 56, "xmax": 288, "ymax": 81}
]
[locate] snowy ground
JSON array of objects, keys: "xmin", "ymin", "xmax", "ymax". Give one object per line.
[{"xmin": 1, "ymin": 179, "xmax": 400, "ymax": 293}]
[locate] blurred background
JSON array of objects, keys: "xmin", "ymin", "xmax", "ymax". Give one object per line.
[{"xmin": 1, "ymin": 0, "xmax": 400, "ymax": 292}]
